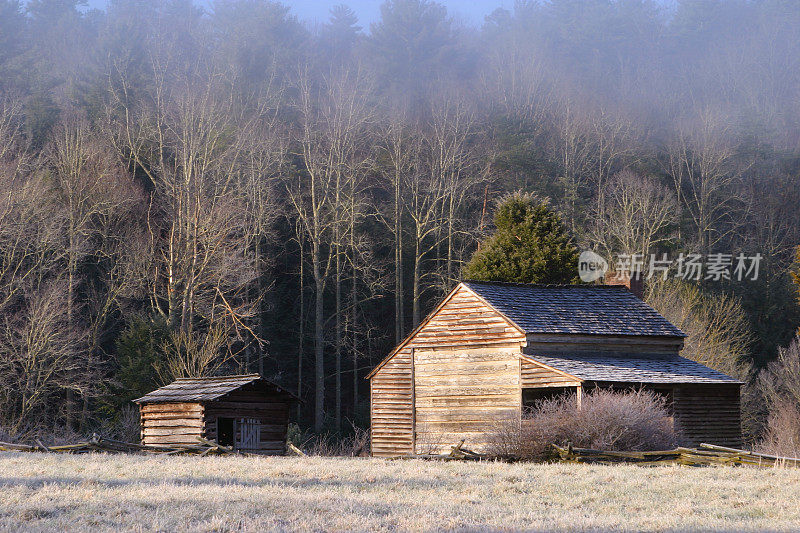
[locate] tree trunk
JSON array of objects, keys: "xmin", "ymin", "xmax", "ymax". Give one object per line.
[
  {"xmin": 394, "ymin": 176, "xmax": 404, "ymax": 343},
  {"xmin": 297, "ymin": 231, "xmax": 304, "ymax": 421},
  {"xmin": 413, "ymin": 225, "xmax": 422, "ymax": 328},
  {"xmin": 313, "ymin": 240, "xmax": 325, "ymax": 433},
  {"xmin": 335, "ymin": 240, "xmax": 342, "ymax": 432},
  {"xmin": 350, "ymin": 194, "xmax": 358, "ymax": 418}
]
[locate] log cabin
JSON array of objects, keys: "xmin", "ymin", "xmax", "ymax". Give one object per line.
[
  {"xmin": 367, "ymin": 281, "xmax": 742, "ymax": 457},
  {"xmin": 134, "ymin": 374, "xmax": 296, "ymax": 455}
]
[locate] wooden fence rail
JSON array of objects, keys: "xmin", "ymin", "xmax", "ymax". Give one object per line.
[{"xmin": 0, "ymin": 434, "xmax": 238, "ymax": 456}]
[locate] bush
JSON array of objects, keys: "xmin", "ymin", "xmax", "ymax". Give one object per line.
[
  {"xmin": 488, "ymin": 388, "xmax": 679, "ymax": 460},
  {"xmin": 758, "ymin": 337, "xmax": 800, "ymax": 457},
  {"xmin": 289, "ymin": 421, "xmax": 370, "ymax": 457},
  {"xmin": 758, "ymin": 400, "xmax": 800, "ymax": 458}
]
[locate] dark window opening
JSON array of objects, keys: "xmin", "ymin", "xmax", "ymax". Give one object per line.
[
  {"xmin": 584, "ymin": 382, "xmax": 675, "ymax": 416},
  {"xmin": 218, "ymin": 417, "xmax": 235, "ymax": 447},
  {"xmin": 522, "ymin": 387, "xmax": 576, "ymax": 411}
]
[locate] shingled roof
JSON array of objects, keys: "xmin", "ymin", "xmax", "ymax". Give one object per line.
[
  {"xmin": 526, "ymin": 353, "xmax": 740, "ymax": 384},
  {"xmin": 463, "ymin": 281, "xmax": 686, "ymax": 338},
  {"xmin": 133, "ymin": 374, "xmax": 295, "ymax": 404}
]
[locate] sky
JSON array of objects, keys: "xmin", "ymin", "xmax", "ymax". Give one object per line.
[{"xmin": 79, "ymin": 0, "xmax": 517, "ymax": 28}]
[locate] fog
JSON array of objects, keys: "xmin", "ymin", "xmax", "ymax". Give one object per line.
[{"xmin": 1, "ymin": 0, "xmax": 799, "ymax": 434}]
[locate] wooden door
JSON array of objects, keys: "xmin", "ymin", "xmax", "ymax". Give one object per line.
[{"xmin": 238, "ymin": 418, "xmax": 261, "ymax": 450}]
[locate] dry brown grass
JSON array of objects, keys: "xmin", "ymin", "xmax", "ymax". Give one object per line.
[{"xmin": 1, "ymin": 452, "xmax": 800, "ymax": 532}]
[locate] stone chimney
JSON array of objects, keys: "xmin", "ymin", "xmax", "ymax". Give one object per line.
[{"xmin": 603, "ymin": 270, "xmax": 645, "ymax": 300}]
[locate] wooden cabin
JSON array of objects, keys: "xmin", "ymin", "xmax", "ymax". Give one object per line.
[
  {"xmin": 134, "ymin": 374, "xmax": 296, "ymax": 455},
  {"xmin": 368, "ymin": 281, "xmax": 742, "ymax": 457}
]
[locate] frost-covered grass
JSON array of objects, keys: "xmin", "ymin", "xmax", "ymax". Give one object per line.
[{"xmin": 1, "ymin": 452, "xmax": 799, "ymax": 532}]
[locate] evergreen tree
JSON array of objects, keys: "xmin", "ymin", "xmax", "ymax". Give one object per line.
[
  {"xmin": 98, "ymin": 316, "xmax": 168, "ymax": 417},
  {"xmin": 322, "ymin": 4, "xmax": 362, "ymax": 60},
  {"xmin": 463, "ymin": 193, "xmax": 579, "ymax": 285}
]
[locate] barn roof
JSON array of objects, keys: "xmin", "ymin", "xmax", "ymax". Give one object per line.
[
  {"xmin": 463, "ymin": 281, "xmax": 686, "ymax": 338},
  {"xmin": 525, "ymin": 353, "xmax": 741, "ymax": 384},
  {"xmin": 133, "ymin": 374, "xmax": 296, "ymax": 404}
]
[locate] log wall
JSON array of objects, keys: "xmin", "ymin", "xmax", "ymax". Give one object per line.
[
  {"xmin": 414, "ymin": 347, "xmax": 521, "ymax": 454},
  {"xmin": 370, "ymin": 350, "xmax": 414, "ymax": 457},
  {"xmin": 526, "ymin": 334, "xmax": 684, "ymax": 354},
  {"xmin": 140, "ymin": 402, "xmax": 204, "ymax": 446},
  {"xmin": 672, "ymin": 384, "xmax": 742, "ymax": 448},
  {"xmin": 370, "ymin": 285, "xmax": 526, "ymax": 457},
  {"xmin": 204, "ymin": 385, "xmax": 291, "ymax": 455},
  {"xmin": 520, "ymin": 358, "xmax": 581, "ymax": 388},
  {"xmin": 139, "ymin": 385, "xmax": 291, "ymax": 455}
]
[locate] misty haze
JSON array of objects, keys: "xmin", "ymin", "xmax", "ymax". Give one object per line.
[{"xmin": 2, "ymin": 1, "xmax": 800, "ymax": 531}]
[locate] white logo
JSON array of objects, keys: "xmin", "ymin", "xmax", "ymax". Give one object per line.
[{"xmin": 578, "ymin": 250, "xmax": 608, "ymax": 283}]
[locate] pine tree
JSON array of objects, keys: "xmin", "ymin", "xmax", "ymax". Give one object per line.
[{"xmin": 463, "ymin": 193, "xmax": 580, "ymax": 284}]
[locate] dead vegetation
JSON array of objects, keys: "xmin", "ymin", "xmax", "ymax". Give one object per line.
[
  {"xmin": 289, "ymin": 422, "xmax": 371, "ymax": 457},
  {"xmin": 488, "ymin": 388, "xmax": 678, "ymax": 461},
  {"xmin": 3, "ymin": 452, "xmax": 800, "ymax": 532}
]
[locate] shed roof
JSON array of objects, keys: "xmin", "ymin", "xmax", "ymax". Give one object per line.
[
  {"xmin": 463, "ymin": 281, "xmax": 686, "ymax": 338},
  {"xmin": 133, "ymin": 374, "xmax": 296, "ymax": 404},
  {"xmin": 525, "ymin": 353, "xmax": 741, "ymax": 384}
]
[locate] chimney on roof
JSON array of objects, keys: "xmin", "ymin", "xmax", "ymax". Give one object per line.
[{"xmin": 603, "ymin": 270, "xmax": 645, "ymax": 300}]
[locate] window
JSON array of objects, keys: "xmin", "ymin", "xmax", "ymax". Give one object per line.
[{"xmin": 522, "ymin": 387, "xmax": 576, "ymax": 410}]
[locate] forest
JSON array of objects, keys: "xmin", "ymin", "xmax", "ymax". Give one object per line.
[{"xmin": 1, "ymin": 0, "xmax": 799, "ymax": 442}]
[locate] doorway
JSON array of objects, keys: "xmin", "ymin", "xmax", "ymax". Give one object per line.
[{"xmin": 217, "ymin": 417, "xmax": 235, "ymax": 447}]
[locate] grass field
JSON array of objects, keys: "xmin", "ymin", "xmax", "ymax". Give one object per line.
[{"xmin": 1, "ymin": 452, "xmax": 800, "ymax": 532}]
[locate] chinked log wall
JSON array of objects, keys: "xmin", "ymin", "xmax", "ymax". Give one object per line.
[
  {"xmin": 140, "ymin": 402, "xmax": 204, "ymax": 446},
  {"xmin": 370, "ymin": 286, "xmax": 525, "ymax": 457}
]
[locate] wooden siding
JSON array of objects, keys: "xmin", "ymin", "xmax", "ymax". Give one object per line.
[
  {"xmin": 526, "ymin": 334, "xmax": 684, "ymax": 354},
  {"xmin": 370, "ymin": 285, "xmax": 526, "ymax": 457},
  {"xmin": 204, "ymin": 385, "xmax": 291, "ymax": 455},
  {"xmin": 414, "ymin": 347, "xmax": 521, "ymax": 454},
  {"xmin": 673, "ymin": 384, "xmax": 742, "ymax": 448},
  {"xmin": 520, "ymin": 358, "xmax": 581, "ymax": 388},
  {"xmin": 370, "ymin": 350, "xmax": 414, "ymax": 457},
  {"xmin": 140, "ymin": 402, "xmax": 204, "ymax": 446},
  {"xmin": 139, "ymin": 383, "xmax": 291, "ymax": 455}
]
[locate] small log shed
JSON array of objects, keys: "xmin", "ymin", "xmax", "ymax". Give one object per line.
[
  {"xmin": 368, "ymin": 281, "xmax": 743, "ymax": 457},
  {"xmin": 134, "ymin": 374, "xmax": 297, "ymax": 455}
]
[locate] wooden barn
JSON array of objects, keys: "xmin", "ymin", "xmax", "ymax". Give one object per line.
[
  {"xmin": 368, "ymin": 281, "xmax": 742, "ymax": 457},
  {"xmin": 134, "ymin": 374, "xmax": 296, "ymax": 455}
]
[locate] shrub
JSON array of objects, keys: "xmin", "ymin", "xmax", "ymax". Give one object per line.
[
  {"xmin": 758, "ymin": 400, "xmax": 800, "ymax": 458},
  {"xmin": 488, "ymin": 388, "xmax": 679, "ymax": 460},
  {"xmin": 758, "ymin": 337, "xmax": 800, "ymax": 457},
  {"xmin": 290, "ymin": 421, "xmax": 370, "ymax": 457}
]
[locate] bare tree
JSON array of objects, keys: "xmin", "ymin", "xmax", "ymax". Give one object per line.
[
  {"xmin": 552, "ymin": 100, "xmax": 594, "ymax": 233},
  {"xmin": 426, "ymin": 89, "xmax": 484, "ymax": 291},
  {"xmin": 587, "ymin": 108, "xmax": 635, "ymax": 214},
  {"xmin": 377, "ymin": 115, "xmax": 412, "ymax": 343},
  {"xmin": 0, "ymin": 281, "xmax": 83, "ymax": 435},
  {"xmin": 46, "ymin": 113, "xmax": 139, "ymax": 427},
  {"xmin": 589, "ymin": 170, "xmax": 679, "ymax": 257},
  {"xmin": 665, "ymin": 110, "xmax": 750, "ymax": 255},
  {"xmin": 106, "ymin": 51, "xmax": 260, "ymax": 356},
  {"xmin": 156, "ymin": 323, "xmax": 231, "ymax": 382},
  {"xmin": 288, "ymin": 65, "xmax": 373, "ymax": 431}
]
